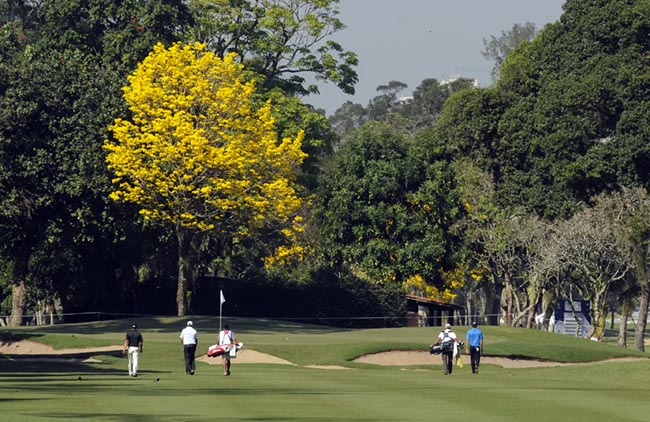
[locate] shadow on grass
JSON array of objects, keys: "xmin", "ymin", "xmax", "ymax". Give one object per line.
[
  {"xmin": 0, "ymin": 350, "xmax": 167, "ymax": 379},
  {"xmin": 0, "ymin": 358, "xmax": 119, "ymax": 375},
  {"xmin": 0, "ymin": 332, "xmax": 44, "ymax": 342},
  {"xmin": 1, "ymin": 316, "xmax": 344, "ymax": 337},
  {"xmin": 1, "ymin": 348, "xmax": 123, "ymax": 358}
]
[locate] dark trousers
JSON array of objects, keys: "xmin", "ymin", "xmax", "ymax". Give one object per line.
[
  {"xmin": 470, "ymin": 346, "xmax": 481, "ymax": 373},
  {"xmin": 442, "ymin": 351, "xmax": 454, "ymax": 374},
  {"xmin": 184, "ymin": 344, "xmax": 197, "ymax": 374}
]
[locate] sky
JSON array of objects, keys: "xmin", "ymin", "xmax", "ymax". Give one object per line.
[{"xmin": 306, "ymin": 0, "xmax": 567, "ymax": 115}]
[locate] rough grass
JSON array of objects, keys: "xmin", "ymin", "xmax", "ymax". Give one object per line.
[{"xmin": 1, "ymin": 317, "xmax": 649, "ymax": 422}]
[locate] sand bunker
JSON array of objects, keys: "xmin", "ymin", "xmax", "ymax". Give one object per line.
[
  {"xmin": 353, "ymin": 350, "xmax": 647, "ymax": 368},
  {"xmin": 0, "ymin": 340, "xmax": 122, "ymax": 356},
  {"xmin": 196, "ymin": 350, "xmax": 348, "ymax": 369},
  {"xmin": 353, "ymin": 350, "xmax": 570, "ymax": 368},
  {"xmin": 0, "ymin": 340, "xmax": 121, "ymax": 363}
]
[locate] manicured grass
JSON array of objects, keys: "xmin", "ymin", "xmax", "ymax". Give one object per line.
[{"xmin": 1, "ymin": 317, "xmax": 649, "ymax": 421}]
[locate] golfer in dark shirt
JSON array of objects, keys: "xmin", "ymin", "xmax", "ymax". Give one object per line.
[{"xmin": 123, "ymin": 324, "xmax": 143, "ymax": 377}]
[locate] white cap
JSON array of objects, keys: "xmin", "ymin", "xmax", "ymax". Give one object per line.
[
  {"xmin": 187, "ymin": 321, "xmax": 193, "ymax": 326},
  {"xmin": 445, "ymin": 323, "xmax": 451, "ymax": 329}
]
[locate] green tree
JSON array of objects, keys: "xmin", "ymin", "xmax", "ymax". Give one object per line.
[
  {"xmin": 314, "ymin": 122, "xmax": 462, "ymax": 294},
  {"xmin": 450, "ymin": 156, "xmax": 554, "ymax": 327},
  {"xmin": 477, "ymin": 210, "xmax": 550, "ymax": 327},
  {"xmin": 400, "ymin": 77, "xmax": 477, "ymax": 135},
  {"xmin": 330, "ymin": 77, "xmax": 477, "ymax": 142},
  {"xmin": 35, "ymin": 0, "xmax": 192, "ymax": 70},
  {"xmin": 328, "ymin": 100, "xmax": 366, "ymax": 143},
  {"xmin": 614, "ymin": 187, "xmax": 650, "ymax": 351},
  {"xmin": 436, "ymin": 87, "xmax": 506, "ymax": 185},
  {"xmin": 492, "ymin": 0, "xmax": 650, "ymax": 219},
  {"xmin": 0, "ymin": 39, "xmax": 127, "ymax": 325},
  {"xmin": 447, "ymin": 159, "xmax": 495, "ymax": 322},
  {"xmin": 255, "ymin": 87, "xmax": 336, "ymax": 191},
  {"xmin": 0, "ymin": 0, "xmax": 191, "ymax": 325},
  {"xmin": 548, "ymin": 192, "xmax": 633, "ymax": 339},
  {"xmin": 366, "ymin": 80, "xmax": 408, "ymax": 122},
  {"xmin": 439, "ymin": 0, "xmax": 650, "ymax": 333},
  {"xmin": 186, "ymin": 0, "xmax": 358, "ymax": 96},
  {"xmin": 481, "ymin": 21, "xmax": 537, "ymax": 82}
]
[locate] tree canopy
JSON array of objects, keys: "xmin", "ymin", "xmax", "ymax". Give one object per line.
[
  {"xmin": 187, "ymin": 0, "xmax": 358, "ymax": 96},
  {"xmin": 5, "ymin": 0, "xmax": 650, "ymax": 338},
  {"xmin": 315, "ymin": 122, "xmax": 463, "ymax": 294},
  {"xmin": 105, "ymin": 41, "xmax": 307, "ymax": 315},
  {"xmin": 0, "ymin": 0, "xmax": 192, "ymax": 325},
  {"xmin": 481, "ymin": 21, "xmax": 537, "ymax": 82},
  {"xmin": 432, "ymin": 0, "xmax": 650, "ymax": 338},
  {"xmin": 441, "ymin": 0, "xmax": 650, "ymax": 220}
]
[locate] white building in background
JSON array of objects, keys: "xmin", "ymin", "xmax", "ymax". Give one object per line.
[
  {"xmin": 396, "ymin": 96, "xmax": 413, "ymax": 106},
  {"xmin": 441, "ymin": 76, "xmax": 479, "ymax": 88}
]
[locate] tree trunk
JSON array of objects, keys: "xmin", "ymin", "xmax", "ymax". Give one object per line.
[
  {"xmin": 589, "ymin": 297, "xmax": 607, "ymax": 340},
  {"xmin": 634, "ymin": 248, "xmax": 649, "ymax": 351},
  {"xmin": 525, "ymin": 308, "xmax": 536, "ymax": 329},
  {"xmin": 9, "ymin": 279, "xmax": 27, "ymax": 327},
  {"xmin": 502, "ymin": 284, "xmax": 513, "ymax": 327},
  {"xmin": 541, "ymin": 291, "xmax": 556, "ymax": 332},
  {"xmin": 176, "ymin": 227, "xmax": 189, "ymax": 317},
  {"xmin": 9, "ymin": 252, "xmax": 29, "ymax": 327},
  {"xmin": 618, "ymin": 301, "xmax": 629, "ymax": 348},
  {"xmin": 635, "ymin": 290, "xmax": 648, "ymax": 351},
  {"xmin": 487, "ymin": 281, "xmax": 503, "ymax": 326},
  {"xmin": 464, "ymin": 292, "xmax": 473, "ymax": 327}
]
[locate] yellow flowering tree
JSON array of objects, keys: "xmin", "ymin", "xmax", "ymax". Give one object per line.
[
  {"xmin": 402, "ymin": 273, "xmax": 465, "ymax": 304},
  {"xmin": 105, "ymin": 42, "xmax": 306, "ymax": 316}
]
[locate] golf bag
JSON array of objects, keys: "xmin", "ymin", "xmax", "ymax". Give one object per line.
[
  {"xmin": 206, "ymin": 342, "xmax": 244, "ymax": 358},
  {"xmin": 207, "ymin": 344, "xmax": 226, "ymax": 357},
  {"xmin": 430, "ymin": 341, "xmax": 454, "ymax": 355},
  {"xmin": 430, "ymin": 344, "xmax": 443, "ymax": 354}
]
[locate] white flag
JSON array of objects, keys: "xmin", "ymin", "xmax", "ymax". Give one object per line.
[{"xmin": 220, "ymin": 290, "xmax": 226, "ymax": 305}]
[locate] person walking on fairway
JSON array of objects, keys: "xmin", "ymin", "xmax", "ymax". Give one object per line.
[
  {"xmin": 123, "ymin": 324, "xmax": 143, "ymax": 377},
  {"xmin": 432, "ymin": 323, "xmax": 458, "ymax": 375},
  {"xmin": 218, "ymin": 323, "xmax": 238, "ymax": 376},
  {"xmin": 180, "ymin": 320, "xmax": 198, "ymax": 375},
  {"xmin": 466, "ymin": 321, "xmax": 484, "ymax": 374}
]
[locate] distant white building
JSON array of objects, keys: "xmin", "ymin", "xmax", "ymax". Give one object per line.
[
  {"xmin": 441, "ymin": 76, "xmax": 479, "ymax": 88},
  {"xmin": 396, "ymin": 96, "xmax": 413, "ymax": 105}
]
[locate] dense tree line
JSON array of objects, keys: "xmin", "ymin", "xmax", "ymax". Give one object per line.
[
  {"xmin": 324, "ymin": 0, "xmax": 650, "ymax": 347},
  {"xmin": 0, "ymin": 0, "xmax": 193, "ymax": 325},
  {"xmin": 1, "ymin": 0, "xmax": 650, "ymax": 352},
  {"xmin": 0, "ymin": 0, "xmax": 361, "ymax": 323}
]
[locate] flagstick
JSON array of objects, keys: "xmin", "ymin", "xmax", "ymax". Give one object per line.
[{"xmin": 219, "ymin": 290, "xmax": 225, "ymax": 332}]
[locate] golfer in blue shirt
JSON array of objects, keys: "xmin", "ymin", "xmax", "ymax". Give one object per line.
[{"xmin": 465, "ymin": 321, "xmax": 484, "ymax": 374}]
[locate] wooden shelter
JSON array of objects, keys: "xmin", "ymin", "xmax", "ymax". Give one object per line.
[{"xmin": 405, "ymin": 294, "xmax": 465, "ymax": 327}]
